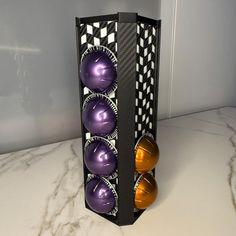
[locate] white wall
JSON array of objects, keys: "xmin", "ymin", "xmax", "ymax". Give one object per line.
[
  {"xmin": 0, "ymin": 0, "xmax": 160, "ymax": 154},
  {"xmin": 159, "ymin": 0, "xmax": 236, "ymax": 118},
  {"xmin": 158, "ymin": 0, "xmax": 176, "ymax": 119},
  {"xmin": 1, "ymin": 0, "xmax": 236, "ymax": 154}
]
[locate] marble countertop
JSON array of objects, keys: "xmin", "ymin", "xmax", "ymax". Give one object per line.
[{"xmin": 0, "ymin": 107, "xmax": 236, "ymax": 236}]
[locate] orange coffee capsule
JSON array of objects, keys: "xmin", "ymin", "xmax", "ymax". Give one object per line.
[
  {"xmin": 135, "ymin": 135, "xmax": 159, "ymax": 173},
  {"xmin": 134, "ymin": 173, "xmax": 158, "ymax": 209}
]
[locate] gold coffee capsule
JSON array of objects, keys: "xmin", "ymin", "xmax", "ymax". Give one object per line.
[
  {"xmin": 135, "ymin": 135, "xmax": 159, "ymax": 173},
  {"xmin": 134, "ymin": 173, "xmax": 158, "ymax": 209}
]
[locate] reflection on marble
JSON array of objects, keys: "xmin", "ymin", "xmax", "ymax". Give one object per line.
[{"xmin": 0, "ymin": 107, "xmax": 236, "ymax": 236}]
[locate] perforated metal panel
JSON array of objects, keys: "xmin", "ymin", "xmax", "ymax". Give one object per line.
[
  {"xmin": 135, "ymin": 23, "xmax": 157, "ymax": 141},
  {"xmin": 79, "ymin": 19, "xmax": 119, "ymax": 218},
  {"xmin": 79, "ymin": 20, "xmax": 118, "ymax": 145},
  {"xmin": 80, "ymin": 21, "xmax": 117, "ymax": 56}
]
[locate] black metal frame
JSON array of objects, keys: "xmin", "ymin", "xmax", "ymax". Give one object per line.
[{"xmin": 76, "ymin": 12, "xmax": 161, "ymax": 226}]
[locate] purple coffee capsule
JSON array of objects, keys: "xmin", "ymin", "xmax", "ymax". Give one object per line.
[
  {"xmin": 80, "ymin": 47, "xmax": 117, "ymax": 93},
  {"xmin": 82, "ymin": 94, "xmax": 117, "ymax": 136},
  {"xmin": 84, "ymin": 138, "xmax": 117, "ymax": 176},
  {"xmin": 85, "ymin": 176, "xmax": 117, "ymax": 214}
]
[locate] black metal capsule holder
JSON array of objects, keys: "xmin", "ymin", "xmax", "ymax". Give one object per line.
[{"xmin": 76, "ymin": 12, "xmax": 161, "ymax": 226}]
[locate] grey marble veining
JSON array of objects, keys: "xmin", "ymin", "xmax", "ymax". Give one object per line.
[{"xmin": 0, "ymin": 107, "xmax": 236, "ymax": 236}]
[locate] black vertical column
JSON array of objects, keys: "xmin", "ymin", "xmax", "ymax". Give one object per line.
[
  {"xmin": 117, "ymin": 13, "xmax": 137, "ymax": 225},
  {"xmin": 75, "ymin": 18, "xmax": 88, "ymax": 205},
  {"xmin": 153, "ymin": 21, "xmax": 161, "ymax": 141}
]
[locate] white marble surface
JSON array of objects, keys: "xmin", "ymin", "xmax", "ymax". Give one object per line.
[{"xmin": 0, "ymin": 107, "xmax": 236, "ymax": 236}]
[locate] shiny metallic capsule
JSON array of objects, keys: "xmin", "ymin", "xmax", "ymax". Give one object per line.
[
  {"xmin": 135, "ymin": 135, "xmax": 159, "ymax": 173},
  {"xmin": 134, "ymin": 173, "xmax": 158, "ymax": 209}
]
